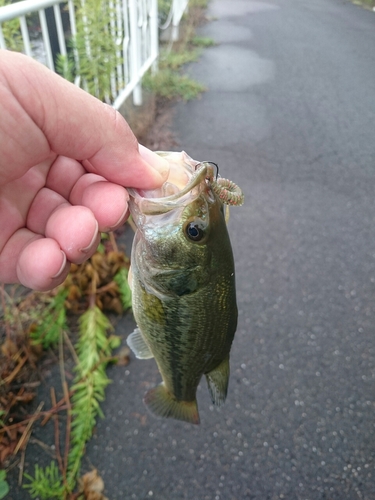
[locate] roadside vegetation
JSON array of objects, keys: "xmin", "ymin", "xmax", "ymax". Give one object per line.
[
  {"xmin": 0, "ymin": 0, "xmax": 213, "ymax": 498},
  {"xmin": 144, "ymin": 0, "xmax": 214, "ymax": 101},
  {"xmin": 1, "ymin": 235, "xmax": 132, "ymax": 499},
  {"xmin": 352, "ymin": 0, "xmax": 375, "ymax": 8}
]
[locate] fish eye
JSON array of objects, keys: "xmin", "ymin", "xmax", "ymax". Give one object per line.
[{"xmin": 185, "ymin": 221, "xmax": 205, "ymax": 242}]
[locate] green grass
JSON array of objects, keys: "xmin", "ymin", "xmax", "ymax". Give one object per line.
[
  {"xmin": 144, "ymin": 3, "xmax": 215, "ymax": 101},
  {"xmin": 190, "ymin": 0, "xmax": 209, "ymax": 7},
  {"xmin": 352, "ymin": 0, "xmax": 375, "ymax": 7},
  {"xmin": 143, "ymin": 69, "xmax": 206, "ymax": 101},
  {"xmin": 160, "ymin": 49, "xmax": 202, "ymax": 71},
  {"xmin": 0, "ymin": 0, "xmax": 23, "ymax": 50},
  {"xmin": 191, "ymin": 36, "xmax": 216, "ymax": 48}
]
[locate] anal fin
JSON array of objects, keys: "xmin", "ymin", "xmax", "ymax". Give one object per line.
[
  {"xmin": 144, "ymin": 384, "xmax": 200, "ymax": 425},
  {"xmin": 127, "ymin": 328, "xmax": 154, "ymax": 359},
  {"xmin": 205, "ymin": 356, "xmax": 230, "ymax": 407}
]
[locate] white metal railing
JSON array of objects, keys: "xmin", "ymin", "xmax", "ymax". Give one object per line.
[
  {"xmin": 159, "ymin": 0, "xmax": 188, "ymax": 41},
  {"xmin": 0, "ymin": 0, "xmax": 76, "ymax": 71},
  {"xmin": 0, "ymin": 0, "xmax": 188, "ymax": 108}
]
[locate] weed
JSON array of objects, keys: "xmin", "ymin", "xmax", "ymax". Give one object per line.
[
  {"xmin": 1, "ymin": 234, "xmax": 132, "ymax": 498},
  {"xmin": 66, "ymin": 306, "xmax": 120, "ymax": 487},
  {"xmin": 114, "ymin": 268, "xmax": 132, "ymax": 310},
  {"xmin": 158, "ymin": 0, "xmax": 173, "ymax": 25},
  {"xmin": 144, "ymin": 69, "xmax": 206, "ymax": 101},
  {"xmin": 30, "ymin": 289, "xmax": 68, "ymax": 349},
  {"xmin": 22, "ymin": 299, "xmax": 123, "ymax": 498},
  {"xmin": 0, "ymin": 470, "xmax": 9, "ymax": 499},
  {"xmin": 55, "ymin": 0, "xmax": 121, "ymax": 103},
  {"xmin": 144, "ymin": 0, "xmax": 212, "ymax": 101},
  {"xmin": 191, "ymin": 36, "xmax": 216, "ymax": 47},
  {"xmin": 0, "ymin": 0, "xmax": 23, "ymax": 51},
  {"xmin": 190, "ymin": 0, "xmax": 210, "ymax": 7},
  {"xmin": 351, "ymin": 0, "xmax": 375, "ymax": 6},
  {"xmin": 24, "ymin": 462, "xmax": 64, "ymax": 500},
  {"xmin": 160, "ymin": 49, "xmax": 202, "ymax": 71}
]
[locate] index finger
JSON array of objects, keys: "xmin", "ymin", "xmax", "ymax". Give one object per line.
[{"xmin": 0, "ymin": 50, "xmax": 169, "ymax": 188}]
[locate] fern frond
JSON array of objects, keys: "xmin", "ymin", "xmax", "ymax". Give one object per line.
[
  {"xmin": 23, "ymin": 462, "xmax": 64, "ymax": 499},
  {"xmin": 67, "ymin": 306, "xmax": 113, "ymax": 486},
  {"xmin": 30, "ymin": 288, "xmax": 68, "ymax": 348}
]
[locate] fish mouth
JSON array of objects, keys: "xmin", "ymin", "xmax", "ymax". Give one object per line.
[{"xmin": 128, "ymin": 151, "xmax": 215, "ymax": 216}]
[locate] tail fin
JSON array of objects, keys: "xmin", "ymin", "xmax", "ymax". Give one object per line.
[{"xmin": 143, "ymin": 385, "xmax": 200, "ymax": 425}]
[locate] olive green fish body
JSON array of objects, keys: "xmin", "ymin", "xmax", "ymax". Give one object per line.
[{"xmin": 127, "ymin": 152, "xmax": 243, "ymax": 424}]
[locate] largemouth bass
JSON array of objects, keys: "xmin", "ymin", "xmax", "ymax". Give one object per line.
[{"xmin": 127, "ymin": 151, "xmax": 244, "ymax": 425}]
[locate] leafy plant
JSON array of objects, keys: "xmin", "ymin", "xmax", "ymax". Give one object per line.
[
  {"xmin": 0, "ymin": 470, "xmax": 9, "ymax": 499},
  {"xmin": 145, "ymin": 0, "xmax": 212, "ymax": 101},
  {"xmin": 158, "ymin": 0, "xmax": 173, "ymax": 25},
  {"xmin": 114, "ymin": 268, "xmax": 132, "ymax": 310},
  {"xmin": 191, "ymin": 36, "xmax": 216, "ymax": 47},
  {"xmin": 55, "ymin": 0, "xmax": 121, "ymax": 103},
  {"xmin": 1, "ymin": 233, "xmax": 131, "ymax": 497},
  {"xmin": 144, "ymin": 68, "xmax": 206, "ymax": 100},
  {"xmin": 73, "ymin": 0, "xmax": 121, "ymax": 102},
  {"xmin": 30, "ymin": 288, "xmax": 68, "ymax": 349},
  {"xmin": 66, "ymin": 305, "xmax": 119, "ymax": 486},
  {"xmin": 24, "ymin": 462, "xmax": 64, "ymax": 500},
  {"xmin": 190, "ymin": 0, "xmax": 209, "ymax": 7},
  {"xmin": 160, "ymin": 48, "xmax": 201, "ymax": 70},
  {"xmin": 56, "ymin": 53, "xmax": 75, "ymax": 84},
  {"xmin": 0, "ymin": 0, "xmax": 23, "ymax": 51},
  {"xmin": 24, "ymin": 305, "xmax": 120, "ymax": 497}
]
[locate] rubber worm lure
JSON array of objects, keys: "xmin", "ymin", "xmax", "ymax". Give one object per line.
[{"xmin": 197, "ymin": 162, "xmax": 245, "ymax": 207}]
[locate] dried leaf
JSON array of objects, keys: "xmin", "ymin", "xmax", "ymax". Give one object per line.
[
  {"xmin": 1, "ymin": 339, "xmax": 19, "ymax": 358},
  {"xmin": 116, "ymin": 347, "xmax": 130, "ymax": 366},
  {"xmin": 14, "ymin": 392, "xmax": 35, "ymax": 404},
  {"xmin": 79, "ymin": 469, "xmax": 108, "ymax": 500},
  {"xmin": 67, "ymin": 285, "xmax": 82, "ymax": 302},
  {"xmin": 105, "ymin": 297, "xmax": 123, "ymax": 315}
]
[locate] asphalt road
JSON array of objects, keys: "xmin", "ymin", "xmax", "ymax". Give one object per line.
[{"xmin": 8, "ymin": 0, "xmax": 375, "ymax": 499}]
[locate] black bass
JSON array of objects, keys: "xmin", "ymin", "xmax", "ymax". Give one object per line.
[{"xmin": 127, "ymin": 151, "xmax": 244, "ymax": 425}]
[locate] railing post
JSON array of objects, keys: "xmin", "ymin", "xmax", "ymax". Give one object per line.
[
  {"xmin": 19, "ymin": 16, "xmax": 32, "ymax": 56},
  {"xmin": 150, "ymin": 0, "xmax": 158, "ymax": 74},
  {"xmin": 0, "ymin": 0, "xmax": 189, "ymax": 108},
  {"xmin": 39, "ymin": 8, "xmax": 55, "ymax": 70},
  {"xmin": 0, "ymin": 24, "xmax": 6, "ymax": 49},
  {"xmin": 128, "ymin": 0, "xmax": 142, "ymax": 105},
  {"xmin": 172, "ymin": 0, "xmax": 179, "ymax": 42}
]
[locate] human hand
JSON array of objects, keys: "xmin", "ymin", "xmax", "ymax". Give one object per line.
[{"xmin": 0, "ymin": 50, "xmax": 169, "ymax": 291}]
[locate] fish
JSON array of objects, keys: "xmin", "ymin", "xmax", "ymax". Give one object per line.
[{"xmin": 127, "ymin": 151, "xmax": 244, "ymax": 425}]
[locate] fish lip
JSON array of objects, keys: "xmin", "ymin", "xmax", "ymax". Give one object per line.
[{"xmin": 128, "ymin": 151, "xmax": 210, "ymax": 216}]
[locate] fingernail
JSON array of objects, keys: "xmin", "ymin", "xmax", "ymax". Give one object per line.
[
  {"xmin": 139, "ymin": 145, "xmax": 170, "ymax": 181},
  {"xmin": 80, "ymin": 221, "xmax": 99, "ymax": 253},
  {"xmin": 107, "ymin": 206, "xmax": 130, "ymax": 231},
  {"xmin": 52, "ymin": 251, "xmax": 68, "ymax": 278}
]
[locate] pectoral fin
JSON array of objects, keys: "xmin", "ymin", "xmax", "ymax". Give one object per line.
[
  {"xmin": 205, "ymin": 356, "xmax": 230, "ymax": 406},
  {"xmin": 127, "ymin": 328, "xmax": 154, "ymax": 359},
  {"xmin": 144, "ymin": 384, "xmax": 200, "ymax": 425}
]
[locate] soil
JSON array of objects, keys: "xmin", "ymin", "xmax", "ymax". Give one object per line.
[{"xmin": 137, "ymin": 97, "xmax": 180, "ymax": 152}]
